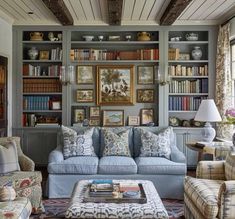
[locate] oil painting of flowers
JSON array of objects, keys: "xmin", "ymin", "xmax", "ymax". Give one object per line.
[{"xmin": 225, "ymin": 108, "xmax": 235, "ymax": 124}]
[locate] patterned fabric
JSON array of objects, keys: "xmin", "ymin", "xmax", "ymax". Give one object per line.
[
  {"xmin": 62, "ymin": 126, "xmax": 96, "ymax": 159},
  {"xmin": 215, "ymin": 23, "xmax": 233, "ymax": 140},
  {"xmin": 0, "ymin": 186, "xmax": 16, "ymax": 201},
  {"xmin": 196, "ymin": 160, "xmax": 226, "ymax": 180},
  {"xmin": 139, "ymin": 127, "xmax": 171, "ymax": 159},
  {"xmin": 225, "ymin": 153, "xmax": 235, "ymax": 180},
  {"xmin": 102, "ymin": 129, "xmax": 131, "ymax": 157},
  {"xmin": 66, "ymin": 180, "xmax": 169, "ymax": 219},
  {"xmin": 184, "ymin": 176, "xmax": 223, "ymax": 219},
  {"xmin": 0, "ymin": 197, "xmax": 32, "ymax": 219},
  {"xmin": 218, "ymin": 181, "xmax": 235, "ymax": 219},
  {"xmin": 0, "ymin": 141, "xmax": 20, "ymax": 174}
]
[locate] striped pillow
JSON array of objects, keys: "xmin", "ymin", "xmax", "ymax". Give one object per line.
[{"xmin": 225, "ymin": 152, "xmax": 235, "ymax": 180}]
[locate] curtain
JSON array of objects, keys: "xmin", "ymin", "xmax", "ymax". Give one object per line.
[{"xmin": 215, "ymin": 23, "xmax": 233, "ymax": 140}]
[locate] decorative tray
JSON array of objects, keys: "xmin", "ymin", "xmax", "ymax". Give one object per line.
[{"xmin": 83, "ymin": 183, "xmax": 147, "ymax": 204}]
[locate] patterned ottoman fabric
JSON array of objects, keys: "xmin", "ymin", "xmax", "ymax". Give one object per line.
[
  {"xmin": 184, "ymin": 176, "xmax": 223, "ymax": 219},
  {"xmin": 0, "ymin": 197, "xmax": 32, "ymax": 219},
  {"xmin": 66, "ymin": 180, "xmax": 169, "ymax": 219}
]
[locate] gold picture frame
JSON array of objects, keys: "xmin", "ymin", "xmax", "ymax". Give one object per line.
[
  {"xmin": 71, "ymin": 106, "xmax": 87, "ymax": 124},
  {"xmin": 77, "ymin": 65, "xmax": 94, "ymax": 84},
  {"xmin": 140, "ymin": 108, "xmax": 154, "ymax": 125},
  {"xmin": 39, "ymin": 50, "xmax": 49, "ymax": 60},
  {"xmin": 76, "ymin": 89, "xmax": 94, "ymax": 103},
  {"xmin": 137, "ymin": 66, "xmax": 154, "ymax": 84},
  {"xmin": 89, "ymin": 106, "xmax": 100, "ymax": 118},
  {"xmin": 97, "ymin": 65, "xmax": 134, "ymax": 105},
  {"xmin": 103, "ymin": 110, "xmax": 124, "ymax": 127},
  {"xmin": 136, "ymin": 89, "xmax": 154, "ymax": 103},
  {"xmin": 128, "ymin": 116, "xmax": 140, "ymax": 126}
]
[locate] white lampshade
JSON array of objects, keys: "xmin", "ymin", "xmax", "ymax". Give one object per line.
[{"xmin": 195, "ymin": 99, "xmax": 222, "ymax": 122}]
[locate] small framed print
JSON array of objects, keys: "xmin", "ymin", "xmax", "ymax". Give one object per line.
[
  {"xmin": 128, "ymin": 116, "xmax": 140, "ymax": 126},
  {"xmin": 89, "ymin": 118, "xmax": 100, "ymax": 126},
  {"xmin": 76, "ymin": 89, "xmax": 94, "ymax": 103},
  {"xmin": 39, "ymin": 50, "xmax": 49, "ymax": 60},
  {"xmin": 77, "ymin": 65, "xmax": 94, "ymax": 84},
  {"xmin": 71, "ymin": 106, "xmax": 87, "ymax": 124},
  {"xmin": 103, "ymin": 110, "xmax": 124, "ymax": 127},
  {"xmin": 140, "ymin": 108, "xmax": 154, "ymax": 125},
  {"xmin": 51, "ymin": 101, "xmax": 61, "ymax": 110},
  {"xmin": 137, "ymin": 89, "xmax": 154, "ymax": 103},
  {"xmin": 89, "ymin": 106, "xmax": 100, "ymax": 117},
  {"xmin": 137, "ymin": 66, "xmax": 154, "ymax": 84}
]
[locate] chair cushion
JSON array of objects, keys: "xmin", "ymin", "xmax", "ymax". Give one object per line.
[
  {"xmin": 61, "ymin": 126, "xmax": 96, "ymax": 159},
  {"xmin": 135, "ymin": 157, "xmax": 186, "ymax": 175},
  {"xmin": 139, "ymin": 127, "xmax": 172, "ymax": 159},
  {"xmin": 225, "ymin": 152, "xmax": 235, "ymax": 180},
  {"xmin": 98, "ymin": 156, "xmax": 137, "ymax": 174},
  {"xmin": 102, "ymin": 129, "xmax": 131, "ymax": 157},
  {"xmin": 48, "ymin": 156, "xmax": 99, "ymax": 174},
  {"xmin": 0, "ymin": 141, "xmax": 20, "ymax": 174},
  {"xmin": 184, "ymin": 176, "xmax": 223, "ymax": 219}
]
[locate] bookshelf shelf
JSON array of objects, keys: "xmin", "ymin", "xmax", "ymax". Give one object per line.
[
  {"xmin": 23, "ymin": 110, "xmax": 62, "ymax": 113},
  {"xmin": 23, "ymin": 41, "xmax": 62, "ymax": 44},
  {"xmin": 23, "ymin": 76, "xmax": 60, "ymax": 79},
  {"xmin": 71, "ymin": 60, "xmax": 159, "ymax": 63},
  {"xmin": 168, "ymin": 60, "xmax": 208, "ymax": 63},
  {"xmin": 168, "ymin": 41, "xmax": 208, "ymax": 44},
  {"xmin": 169, "ymin": 93, "xmax": 208, "ymax": 96},
  {"xmin": 23, "ymin": 60, "xmax": 62, "ymax": 63},
  {"xmin": 170, "ymin": 76, "xmax": 208, "ymax": 79},
  {"xmin": 71, "ymin": 41, "xmax": 159, "ymax": 45}
]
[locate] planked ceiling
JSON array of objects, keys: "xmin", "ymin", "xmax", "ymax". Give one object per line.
[{"xmin": 0, "ymin": 0, "xmax": 234, "ymax": 26}]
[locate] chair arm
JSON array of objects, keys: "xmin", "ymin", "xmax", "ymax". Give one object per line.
[
  {"xmin": 196, "ymin": 160, "xmax": 226, "ymax": 180},
  {"xmin": 48, "ymin": 147, "xmax": 64, "ymax": 163},
  {"xmin": 170, "ymin": 145, "xmax": 186, "ymax": 163},
  {"xmin": 218, "ymin": 181, "xmax": 235, "ymax": 218},
  {"xmin": 18, "ymin": 154, "xmax": 35, "ymax": 171}
]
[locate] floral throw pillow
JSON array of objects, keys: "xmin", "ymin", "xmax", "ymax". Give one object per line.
[
  {"xmin": 61, "ymin": 126, "xmax": 96, "ymax": 159},
  {"xmin": 102, "ymin": 129, "xmax": 131, "ymax": 157},
  {"xmin": 139, "ymin": 127, "xmax": 172, "ymax": 159}
]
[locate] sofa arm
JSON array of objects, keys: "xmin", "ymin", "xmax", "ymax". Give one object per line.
[
  {"xmin": 18, "ymin": 154, "xmax": 35, "ymax": 171},
  {"xmin": 170, "ymin": 145, "xmax": 186, "ymax": 163},
  {"xmin": 48, "ymin": 147, "xmax": 64, "ymax": 163},
  {"xmin": 196, "ymin": 160, "xmax": 226, "ymax": 180},
  {"xmin": 218, "ymin": 181, "xmax": 235, "ymax": 218}
]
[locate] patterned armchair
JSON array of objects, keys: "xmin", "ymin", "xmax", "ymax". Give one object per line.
[
  {"xmin": 184, "ymin": 152, "xmax": 235, "ymax": 219},
  {"xmin": 0, "ymin": 137, "xmax": 43, "ymax": 214}
]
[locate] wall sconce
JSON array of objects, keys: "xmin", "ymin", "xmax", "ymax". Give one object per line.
[
  {"xmin": 60, "ymin": 65, "xmax": 75, "ymax": 85},
  {"xmin": 157, "ymin": 70, "xmax": 171, "ymax": 86}
]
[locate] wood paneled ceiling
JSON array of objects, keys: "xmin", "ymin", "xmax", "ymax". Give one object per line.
[{"xmin": 0, "ymin": 0, "xmax": 234, "ymax": 25}]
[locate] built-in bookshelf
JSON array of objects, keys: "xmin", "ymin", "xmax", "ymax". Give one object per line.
[
  {"xmin": 22, "ymin": 31, "xmax": 63, "ymax": 127},
  {"xmin": 168, "ymin": 31, "xmax": 209, "ymax": 125}
]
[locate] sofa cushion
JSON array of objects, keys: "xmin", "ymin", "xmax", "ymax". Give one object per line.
[
  {"xmin": 135, "ymin": 157, "xmax": 186, "ymax": 175},
  {"xmin": 139, "ymin": 127, "xmax": 172, "ymax": 159},
  {"xmin": 184, "ymin": 176, "xmax": 223, "ymax": 219},
  {"xmin": 100, "ymin": 127, "xmax": 133, "ymax": 157},
  {"xmin": 133, "ymin": 126, "xmax": 175, "ymax": 157},
  {"xmin": 0, "ymin": 141, "xmax": 20, "ymax": 174},
  {"xmin": 98, "ymin": 156, "xmax": 137, "ymax": 174},
  {"xmin": 61, "ymin": 126, "xmax": 96, "ymax": 159},
  {"xmin": 225, "ymin": 152, "xmax": 235, "ymax": 180},
  {"xmin": 48, "ymin": 156, "xmax": 99, "ymax": 174},
  {"xmin": 102, "ymin": 129, "xmax": 131, "ymax": 157}
]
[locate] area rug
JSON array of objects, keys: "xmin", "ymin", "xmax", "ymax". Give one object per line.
[{"xmin": 30, "ymin": 198, "xmax": 184, "ymax": 219}]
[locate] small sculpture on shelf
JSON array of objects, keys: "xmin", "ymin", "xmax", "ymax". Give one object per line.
[
  {"xmin": 30, "ymin": 32, "xmax": 43, "ymax": 41},
  {"xmin": 28, "ymin": 47, "xmax": 38, "ymax": 60},
  {"xmin": 137, "ymin": 32, "xmax": 151, "ymax": 41},
  {"xmin": 191, "ymin": 46, "xmax": 202, "ymax": 60}
]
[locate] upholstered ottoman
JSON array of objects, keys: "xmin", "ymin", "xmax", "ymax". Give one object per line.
[
  {"xmin": 66, "ymin": 180, "xmax": 169, "ymax": 219},
  {"xmin": 0, "ymin": 197, "xmax": 32, "ymax": 219}
]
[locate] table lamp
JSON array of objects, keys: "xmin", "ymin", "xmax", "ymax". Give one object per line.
[{"xmin": 194, "ymin": 99, "xmax": 222, "ymax": 143}]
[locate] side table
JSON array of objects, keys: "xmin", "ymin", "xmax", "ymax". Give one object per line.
[{"xmin": 186, "ymin": 141, "xmax": 234, "ymax": 162}]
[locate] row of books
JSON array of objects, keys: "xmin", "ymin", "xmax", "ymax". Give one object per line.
[
  {"xmin": 70, "ymin": 49, "xmax": 159, "ymax": 61},
  {"xmin": 168, "ymin": 65, "xmax": 208, "ymax": 76},
  {"xmin": 169, "ymin": 96, "xmax": 207, "ymax": 111},
  {"xmin": 169, "ymin": 79, "xmax": 208, "ymax": 93},
  {"xmin": 23, "ymin": 79, "xmax": 62, "ymax": 93},
  {"xmin": 23, "ymin": 96, "xmax": 53, "ymax": 110},
  {"xmin": 23, "ymin": 64, "xmax": 61, "ymax": 76},
  {"xmin": 51, "ymin": 48, "xmax": 62, "ymax": 61}
]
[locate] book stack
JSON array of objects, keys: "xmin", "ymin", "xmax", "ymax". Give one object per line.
[{"xmin": 89, "ymin": 180, "xmax": 113, "ymax": 197}]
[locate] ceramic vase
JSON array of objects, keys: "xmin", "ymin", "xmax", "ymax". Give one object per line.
[
  {"xmin": 28, "ymin": 47, "xmax": 38, "ymax": 60},
  {"xmin": 191, "ymin": 46, "xmax": 202, "ymax": 60}
]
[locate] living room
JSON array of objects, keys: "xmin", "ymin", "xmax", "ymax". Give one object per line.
[{"xmin": 0, "ymin": 0, "xmax": 235, "ymax": 218}]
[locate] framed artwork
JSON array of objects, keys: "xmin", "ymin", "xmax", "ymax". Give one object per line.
[
  {"xmin": 128, "ymin": 116, "xmax": 140, "ymax": 126},
  {"xmin": 89, "ymin": 118, "xmax": 100, "ymax": 126},
  {"xmin": 50, "ymin": 101, "xmax": 61, "ymax": 110},
  {"xmin": 77, "ymin": 65, "xmax": 94, "ymax": 84},
  {"xmin": 76, "ymin": 89, "xmax": 94, "ymax": 102},
  {"xmin": 89, "ymin": 106, "xmax": 100, "ymax": 117},
  {"xmin": 140, "ymin": 108, "xmax": 154, "ymax": 125},
  {"xmin": 71, "ymin": 106, "xmax": 87, "ymax": 124},
  {"xmin": 103, "ymin": 110, "xmax": 124, "ymax": 127},
  {"xmin": 137, "ymin": 66, "xmax": 154, "ymax": 84},
  {"xmin": 39, "ymin": 50, "xmax": 49, "ymax": 60},
  {"xmin": 136, "ymin": 89, "xmax": 154, "ymax": 103},
  {"xmin": 96, "ymin": 65, "xmax": 134, "ymax": 105}
]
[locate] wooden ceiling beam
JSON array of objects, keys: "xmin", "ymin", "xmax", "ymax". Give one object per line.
[
  {"xmin": 107, "ymin": 0, "xmax": 123, "ymax": 25},
  {"xmin": 160, "ymin": 0, "xmax": 192, "ymax": 25},
  {"xmin": 42, "ymin": 0, "xmax": 73, "ymax": 25}
]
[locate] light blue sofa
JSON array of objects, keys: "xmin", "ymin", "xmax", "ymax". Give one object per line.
[{"xmin": 47, "ymin": 126, "xmax": 186, "ymax": 199}]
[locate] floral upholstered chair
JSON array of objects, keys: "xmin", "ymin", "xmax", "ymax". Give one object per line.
[
  {"xmin": 0, "ymin": 137, "xmax": 43, "ymax": 214},
  {"xmin": 184, "ymin": 152, "xmax": 235, "ymax": 219}
]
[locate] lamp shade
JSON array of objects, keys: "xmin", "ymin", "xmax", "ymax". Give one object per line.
[{"xmin": 195, "ymin": 99, "xmax": 222, "ymax": 122}]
